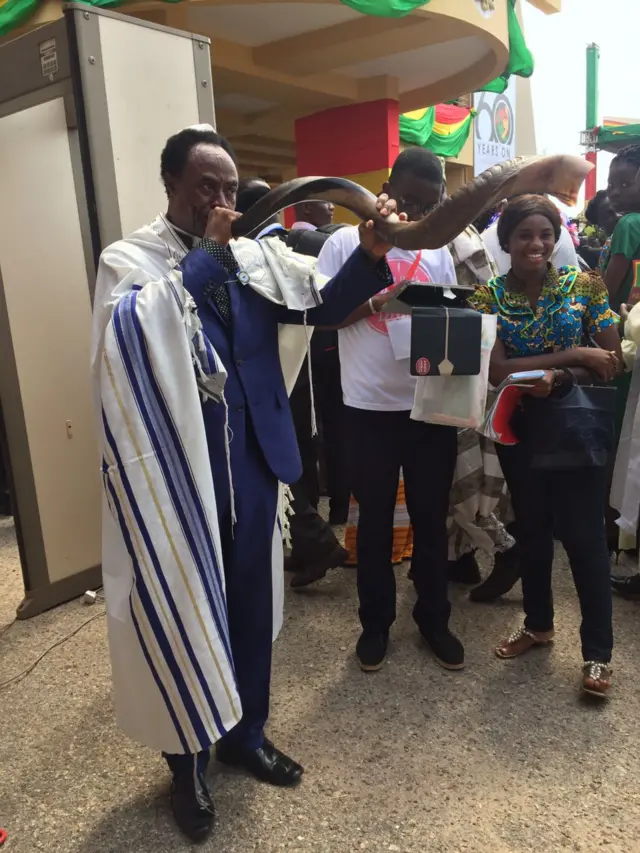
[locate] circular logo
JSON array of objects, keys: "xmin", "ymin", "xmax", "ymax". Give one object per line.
[
  {"xmin": 366, "ymin": 256, "xmax": 431, "ymax": 336},
  {"xmin": 493, "ymin": 95, "xmax": 514, "ymax": 146},
  {"xmin": 415, "ymin": 357, "xmax": 431, "ymax": 376}
]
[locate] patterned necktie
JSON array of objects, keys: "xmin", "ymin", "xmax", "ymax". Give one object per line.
[{"xmin": 200, "ymin": 237, "xmax": 236, "ymax": 324}]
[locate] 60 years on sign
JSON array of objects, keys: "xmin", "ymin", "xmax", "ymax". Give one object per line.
[{"xmin": 473, "ymin": 77, "xmax": 516, "ymax": 176}]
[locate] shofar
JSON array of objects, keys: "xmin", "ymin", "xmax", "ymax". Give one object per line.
[{"xmin": 232, "ymin": 155, "xmax": 592, "ymax": 250}]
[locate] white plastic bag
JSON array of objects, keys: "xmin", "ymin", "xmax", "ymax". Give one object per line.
[
  {"xmin": 410, "ymin": 314, "xmax": 497, "ymax": 429},
  {"xmin": 611, "ymin": 348, "xmax": 640, "ymax": 535}
]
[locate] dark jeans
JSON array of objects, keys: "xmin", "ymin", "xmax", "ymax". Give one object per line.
[
  {"xmin": 289, "ymin": 477, "xmax": 340, "ymax": 564},
  {"xmin": 497, "ymin": 441, "xmax": 613, "ymax": 662},
  {"xmin": 346, "ymin": 407, "xmax": 457, "ymax": 635}
]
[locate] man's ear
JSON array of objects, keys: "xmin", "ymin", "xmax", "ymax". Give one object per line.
[{"xmin": 163, "ymin": 173, "xmax": 176, "ymax": 200}]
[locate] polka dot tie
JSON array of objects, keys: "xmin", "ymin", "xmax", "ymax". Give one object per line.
[{"xmin": 200, "ymin": 237, "xmax": 237, "ymax": 324}]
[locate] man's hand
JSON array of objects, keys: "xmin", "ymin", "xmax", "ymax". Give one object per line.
[
  {"xmin": 204, "ymin": 206, "xmax": 241, "ymax": 246},
  {"xmin": 371, "ymin": 281, "xmax": 409, "ymax": 312},
  {"xmin": 358, "ymin": 194, "xmax": 407, "ymax": 261}
]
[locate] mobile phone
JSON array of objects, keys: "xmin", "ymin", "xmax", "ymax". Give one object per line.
[{"xmin": 508, "ymin": 370, "xmax": 546, "ymax": 382}]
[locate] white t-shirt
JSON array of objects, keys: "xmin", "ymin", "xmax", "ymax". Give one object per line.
[
  {"xmin": 482, "ymin": 220, "xmax": 578, "ymax": 275},
  {"xmin": 316, "ymin": 226, "xmax": 456, "ymax": 412}
]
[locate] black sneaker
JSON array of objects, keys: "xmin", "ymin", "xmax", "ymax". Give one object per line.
[
  {"xmin": 356, "ymin": 631, "xmax": 388, "ymax": 672},
  {"xmin": 611, "ymin": 573, "xmax": 640, "ymax": 600},
  {"xmin": 420, "ymin": 627, "xmax": 465, "ymax": 670}
]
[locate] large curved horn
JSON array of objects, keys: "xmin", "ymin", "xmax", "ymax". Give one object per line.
[
  {"xmin": 231, "ymin": 176, "xmax": 379, "ymax": 239},
  {"xmin": 391, "ymin": 154, "xmax": 593, "ymax": 250},
  {"xmin": 231, "ymin": 155, "xmax": 593, "ymax": 251}
]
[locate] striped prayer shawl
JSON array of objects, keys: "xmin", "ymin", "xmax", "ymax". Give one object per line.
[{"xmin": 94, "ymin": 247, "xmax": 241, "ymax": 754}]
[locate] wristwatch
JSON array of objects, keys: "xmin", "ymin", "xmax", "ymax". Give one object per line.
[{"xmin": 550, "ymin": 368, "xmax": 564, "ymax": 388}]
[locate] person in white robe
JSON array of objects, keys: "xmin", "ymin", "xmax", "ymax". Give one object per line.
[{"xmin": 91, "ymin": 125, "xmax": 400, "ymax": 842}]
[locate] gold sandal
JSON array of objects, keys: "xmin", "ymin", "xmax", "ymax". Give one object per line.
[
  {"xmin": 495, "ymin": 626, "xmax": 555, "ymax": 659},
  {"xmin": 582, "ymin": 661, "xmax": 612, "ymax": 699}
]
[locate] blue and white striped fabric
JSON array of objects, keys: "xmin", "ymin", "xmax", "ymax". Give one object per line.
[{"xmin": 92, "ymin": 230, "xmax": 242, "ymax": 754}]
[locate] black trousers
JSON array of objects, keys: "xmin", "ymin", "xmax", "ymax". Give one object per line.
[
  {"xmin": 313, "ymin": 351, "xmax": 350, "ymax": 518},
  {"xmin": 346, "ymin": 407, "xmax": 457, "ymax": 635},
  {"xmin": 497, "ymin": 441, "xmax": 613, "ymax": 662}
]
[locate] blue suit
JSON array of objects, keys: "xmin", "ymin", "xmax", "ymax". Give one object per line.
[{"xmin": 175, "ymin": 243, "xmax": 390, "ymax": 754}]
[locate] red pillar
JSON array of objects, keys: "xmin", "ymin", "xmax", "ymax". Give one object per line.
[
  {"xmin": 288, "ymin": 99, "xmax": 400, "ymax": 226},
  {"xmin": 585, "ymin": 150, "xmax": 598, "ymax": 202}
]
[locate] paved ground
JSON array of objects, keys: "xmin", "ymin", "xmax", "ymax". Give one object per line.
[{"xmin": 1, "ymin": 512, "xmax": 640, "ymax": 853}]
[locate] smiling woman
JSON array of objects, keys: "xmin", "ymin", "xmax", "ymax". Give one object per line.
[{"xmin": 469, "ymin": 193, "xmax": 621, "ymax": 700}]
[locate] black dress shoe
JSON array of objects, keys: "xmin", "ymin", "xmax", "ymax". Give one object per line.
[
  {"xmin": 448, "ymin": 552, "xmax": 482, "ymax": 585},
  {"xmin": 217, "ymin": 739, "xmax": 304, "ymax": 787},
  {"xmin": 170, "ymin": 769, "xmax": 216, "ymax": 843},
  {"xmin": 469, "ymin": 546, "xmax": 520, "ymax": 603},
  {"xmin": 611, "ymin": 573, "xmax": 640, "ymax": 600}
]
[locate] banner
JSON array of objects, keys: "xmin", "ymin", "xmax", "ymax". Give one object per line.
[
  {"xmin": 473, "ymin": 77, "xmax": 516, "ymax": 176},
  {"xmin": 399, "ymin": 103, "xmax": 474, "ymax": 159}
]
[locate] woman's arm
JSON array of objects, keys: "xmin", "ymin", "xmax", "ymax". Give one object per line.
[
  {"xmin": 488, "ymin": 340, "xmax": 619, "ymax": 387},
  {"xmin": 593, "ymin": 325, "xmax": 623, "ymax": 368},
  {"xmin": 603, "ymin": 254, "xmax": 631, "ymax": 302},
  {"xmin": 487, "ymin": 340, "xmax": 589, "ymax": 387}
]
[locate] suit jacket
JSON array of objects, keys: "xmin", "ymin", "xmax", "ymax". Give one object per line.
[{"xmin": 180, "ymin": 245, "xmax": 390, "ymax": 485}]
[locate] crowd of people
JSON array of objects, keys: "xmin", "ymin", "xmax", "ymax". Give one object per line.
[{"xmin": 82, "ymin": 127, "xmax": 640, "ymax": 842}]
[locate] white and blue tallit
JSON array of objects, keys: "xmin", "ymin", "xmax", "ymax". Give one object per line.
[{"xmin": 91, "ymin": 216, "xmax": 326, "ymax": 754}]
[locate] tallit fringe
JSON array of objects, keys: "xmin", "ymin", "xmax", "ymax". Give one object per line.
[
  {"xmin": 280, "ymin": 484, "xmax": 294, "ymax": 549},
  {"xmin": 187, "ymin": 296, "xmax": 236, "ymax": 528},
  {"xmin": 222, "ymin": 397, "xmax": 237, "ymax": 529},
  {"xmin": 303, "ymin": 310, "xmax": 318, "ymax": 438}
]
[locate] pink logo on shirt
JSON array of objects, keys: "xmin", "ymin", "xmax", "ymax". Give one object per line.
[{"xmin": 366, "ymin": 256, "xmax": 431, "ymax": 335}]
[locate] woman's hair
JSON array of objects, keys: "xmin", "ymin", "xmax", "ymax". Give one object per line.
[
  {"xmin": 611, "ymin": 143, "xmax": 640, "ymax": 171},
  {"xmin": 585, "ymin": 190, "xmax": 608, "ymax": 226},
  {"xmin": 497, "ymin": 194, "xmax": 562, "ymax": 252}
]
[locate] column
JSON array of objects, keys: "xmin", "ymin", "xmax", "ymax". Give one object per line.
[{"xmin": 290, "ymin": 99, "xmax": 399, "ymax": 226}]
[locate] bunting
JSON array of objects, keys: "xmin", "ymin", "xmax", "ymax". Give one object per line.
[
  {"xmin": 481, "ymin": 0, "xmax": 534, "ymax": 94},
  {"xmin": 0, "ymin": 0, "xmax": 183, "ymax": 37},
  {"xmin": 399, "ymin": 103, "xmax": 475, "ymax": 159}
]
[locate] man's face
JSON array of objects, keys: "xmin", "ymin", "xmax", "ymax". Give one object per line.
[
  {"xmin": 299, "ymin": 201, "xmax": 335, "ymax": 228},
  {"xmin": 165, "ymin": 143, "xmax": 238, "ymax": 237},
  {"xmin": 384, "ymin": 173, "xmax": 443, "ymax": 222},
  {"xmin": 607, "ymin": 159, "xmax": 640, "ymax": 216}
]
